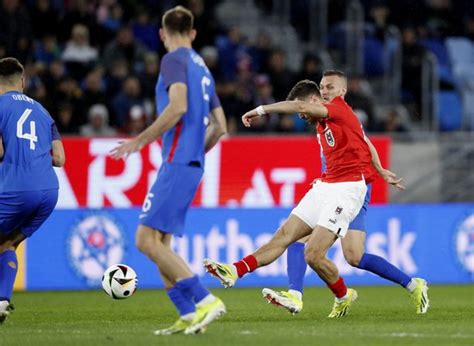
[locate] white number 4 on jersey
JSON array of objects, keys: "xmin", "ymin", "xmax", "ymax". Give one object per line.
[{"xmin": 16, "ymin": 108, "xmax": 38, "ymax": 150}]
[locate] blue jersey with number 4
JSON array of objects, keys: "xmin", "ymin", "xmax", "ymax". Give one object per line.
[
  {"xmin": 155, "ymin": 47, "xmax": 220, "ymax": 167},
  {"xmin": 0, "ymin": 91, "xmax": 59, "ymax": 192}
]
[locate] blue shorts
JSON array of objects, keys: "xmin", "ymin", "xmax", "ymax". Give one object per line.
[
  {"xmin": 0, "ymin": 189, "xmax": 58, "ymax": 238},
  {"xmin": 348, "ymin": 184, "xmax": 372, "ymax": 231},
  {"xmin": 139, "ymin": 162, "xmax": 203, "ymax": 237}
]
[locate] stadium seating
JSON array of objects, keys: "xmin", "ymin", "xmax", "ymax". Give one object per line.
[{"xmin": 437, "ymin": 91, "xmax": 463, "ymax": 131}]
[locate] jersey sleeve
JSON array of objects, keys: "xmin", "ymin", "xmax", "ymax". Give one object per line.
[
  {"xmin": 210, "ymin": 90, "xmax": 221, "ymax": 110},
  {"xmin": 322, "ymin": 97, "xmax": 348, "ymax": 122},
  {"xmin": 160, "ymin": 53, "xmax": 187, "ymax": 89},
  {"xmin": 51, "ymin": 123, "xmax": 61, "ymax": 141}
]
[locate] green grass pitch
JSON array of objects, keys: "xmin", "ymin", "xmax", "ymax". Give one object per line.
[{"xmin": 1, "ymin": 285, "xmax": 473, "ymax": 345}]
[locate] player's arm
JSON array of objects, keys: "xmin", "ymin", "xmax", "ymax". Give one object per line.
[
  {"xmin": 205, "ymin": 106, "xmax": 227, "ymax": 152},
  {"xmin": 0, "ymin": 135, "xmax": 3, "ymax": 161},
  {"xmin": 110, "ymin": 83, "xmax": 187, "ymax": 159},
  {"xmin": 365, "ymin": 137, "xmax": 405, "ymax": 190},
  {"xmin": 52, "ymin": 140, "xmax": 65, "ymax": 167},
  {"xmin": 242, "ymin": 101, "xmax": 328, "ymax": 127}
]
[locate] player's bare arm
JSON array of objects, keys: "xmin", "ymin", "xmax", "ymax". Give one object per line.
[
  {"xmin": 0, "ymin": 136, "xmax": 3, "ymax": 160},
  {"xmin": 110, "ymin": 83, "xmax": 187, "ymax": 159},
  {"xmin": 365, "ymin": 137, "xmax": 405, "ymax": 190},
  {"xmin": 205, "ymin": 106, "xmax": 227, "ymax": 152},
  {"xmin": 51, "ymin": 140, "xmax": 65, "ymax": 167},
  {"xmin": 242, "ymin": 101, "xmax": 328, "ymax": 127}
]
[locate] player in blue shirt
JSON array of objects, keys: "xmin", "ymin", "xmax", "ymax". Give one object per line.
[
  {"xmin": 111, "ymin": 6, "xmax": 227, "ymax": 335},
  {"xmin": 0, "ymin": 57, "xmax": 65, "ymax": 323}
]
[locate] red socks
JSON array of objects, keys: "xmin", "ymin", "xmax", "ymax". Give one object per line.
[
  {"xmin": 328, "ymin": 277, "xmax": 347, "ymax": 298},
  {"xmin": 233, "ymin": 255, "xmax": 258, "ymax": 277}
]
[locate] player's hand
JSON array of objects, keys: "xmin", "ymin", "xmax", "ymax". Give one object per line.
[
  {"xmin": 242, "ymin": 109, "xmax": 262, "ymax": 127},
  {"xmin": 380, "ymin": 168, "xmax": 405, "ymax": 190},
  {"xmin": 109, "ymin": 138, "xmax": 144, "ymax": 160}
]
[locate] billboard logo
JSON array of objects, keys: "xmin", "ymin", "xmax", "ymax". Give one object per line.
[
  {"xmin": 68, "ymin": 213, "xmax": 126, "ymax": 286},
  {"xmin": 455, "ymin": 214, "xmax": 474, "ymax": 273}
]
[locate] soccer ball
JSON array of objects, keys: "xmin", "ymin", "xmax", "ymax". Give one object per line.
[{"xmin": 101, "ymin": 264, "xmax": 138, "ymax": 299}]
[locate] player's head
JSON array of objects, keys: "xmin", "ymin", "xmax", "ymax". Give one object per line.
[
  {"xmin": 0, "ymin": 57, "xmax": 25, "ymax": 92},
  {"xmin": 287, "ymin": 79, "xmax": 322, "ymax": 124},
  {"xmin": 160, "ymin": 6, "xmax": 196, "ymax": 51},
  {"xmin": 319, "ymin": 70, "xmax": 347, "ymax": 101}
]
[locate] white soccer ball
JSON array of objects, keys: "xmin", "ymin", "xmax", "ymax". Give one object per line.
[{"xmin": 101, "ymin": 264, "xmax": 138, "ymax": 299}]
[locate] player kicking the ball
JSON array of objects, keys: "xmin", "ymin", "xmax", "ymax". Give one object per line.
[
  {"xmin": 262, "ymin": 73, "xmax": 428, "ymax": 316},
  {"xmin": 111, "ymin": 6, "xmax": 227, "ymax": 335},
  {"xmin": 204, "ymin": 75, "xmax": 428, "ymax": 318}
]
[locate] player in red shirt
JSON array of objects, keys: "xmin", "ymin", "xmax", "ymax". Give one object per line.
[{"xmin": 204, "ymin": 72, "xmax": 428, "ymax": 317}]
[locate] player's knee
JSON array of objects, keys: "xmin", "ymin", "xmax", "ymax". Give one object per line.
[
  {"xmin": 344, "ymin": 250, "xmax": 362, "ymax": 267},
  {"xmin": 304, "ymin": 246, "xmax": 323, "ymax": 269}
]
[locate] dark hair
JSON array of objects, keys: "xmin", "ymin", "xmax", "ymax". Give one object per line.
[
  {"xmin": 0, "ymin": 57, "xmax": 24, "ymax": 80},
  {"xmin": 322, "ymin": 69, "xmax": 347, "ymax": 80},
  {"xmin": 162, "ymin": 6, "xmax": 194, "ymax": 34},
  {"xmin": 286, "ymin": 79, "xmax": 320, "ymax": 101}
]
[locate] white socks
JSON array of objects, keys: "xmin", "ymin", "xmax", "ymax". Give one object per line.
[
  {"xmin": 288, "ymin": 290, "xmax": 303, "ymax": 301},
  {"xmin": 406, "ymin": 279, "xmax": 417, "ymax": 293},
  {"xmin": 196, "ymin": 294, "xmax": 216, "ymax": 307},
  {"xmin": 0, "ymin": 300, "xmax": 9, "ymax": 312}
]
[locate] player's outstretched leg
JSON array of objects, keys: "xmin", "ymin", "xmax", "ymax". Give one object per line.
[
  {"xmin": 408, "ymin": 278, "xmax": 429, "ymax": 314},
  {"xmin": 204, "ymin": 215, "xmax": 312, "ymax": 288},
  {"xmin": 262, "ymin": 288, "xmax": 303, "ymax": 314},
  {"xmin": 261, "ymin": 240, "xmax": 307, "ymax": 314}
]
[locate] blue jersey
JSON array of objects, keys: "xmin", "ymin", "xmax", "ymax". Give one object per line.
[
  {"xmin": 155, "ymin": 47, "xmax": 220, "ymax": 167},
  {"xmin": 0, "ymin": 91, "xmax": 59, "ymax": 193}
]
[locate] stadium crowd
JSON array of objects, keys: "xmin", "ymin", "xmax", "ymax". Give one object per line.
[{"xmin": 0, "ymin": 0, "xmax": 472, "ymax": 135}]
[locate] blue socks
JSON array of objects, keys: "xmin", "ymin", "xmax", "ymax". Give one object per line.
[
  {"xmin": 177, "ymin": 275, "xmax": 210, "ymax": 304},
  {"xmin": 0, "ymin": 250, "xmax": 18, "ymax": 302},
  {"xmin": 167, "ymin": 286, "xmax": 195, "ymax": 316},
  {"xmin": 287, "ymin": 242, "xmax": 306, "ymax": 294},
  {"xmin": 168, "ymin": 275, "xmax": 211, "ymax": 317},
  {"xmin": 357, "ymin": 253, "xmax": 412, "ymax": 287}
]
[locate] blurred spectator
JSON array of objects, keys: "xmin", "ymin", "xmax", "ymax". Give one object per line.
[
  {"xmin": 111, "ymin": 76, "xmax": 144, "ymax": 127},
  {"xmin": 345, "ymin": 77, "xmax": 377, "ymax": 131},
  {"xmin": 425, "ymin": 0, "xmax": 461, "ymax": 37},
  {"xmin": 29, "ymin": 0, "xmax": 59, "ymax": 39},
  {"xmin": 55, "ymin": 103, "xmax": 79, "ymax": 134},
  {"xmin": 53, "ymin": 76, "xmax": 84, "ymax": 126},
  {"xmin": 62, "ymin": 24, "xmax": 99, "ymax": 80},
  {"xmin": 105, "ymin": 59, "xmax": 129, "ymax": 100},
  {"xmin": 294, "ymin": 53, "xmax": 323, "ymax": 84},
  {"xmin": 217, "ymin": 81, "xmax": 254, "ymax": 134},
  {"xmin": 42, "ymin": 59, "xmax": 67, "ymax": 95},
  {"xmin": 200, "ymin": 46, "xmax": 220, "ymax": 81},
  {"xmin": 82, "ymin": 68, "xmax": 107, "ymax": 111},
  {"xmin": 34, "ymin": 34, "xmax": 61, "ymax": 66},
  {"xmin": 102, "ymin": 26, "xmax": 147, "ymax": 73},
  {"xmin": 0, "ymin": 0, "xmax": 32, "ymax": 60},
  {"xmin": 132, "ymin": 9, "xmax": 159, "ymax": 51},
  {"xmin": 401, "ymin": 27, "xmax": 426, "ymax": 118},
  {"xmin": 122, "ymin": 105, "xmax": 147, "ymax": 135},
  {"xmin": 378, "ymin": 107, "xmax": 410, "ymax": 132},
  {"xmin": 216, "ymin": 26, "xmax": 248, "ymax": 81},
  {"xmin": 266, "ymin": 48, "xmax": 294, "ymax": 100},
  {"xmin": 97, "ymin": 1, "xmax": 124, "ymax": 37},
  {"xmin": 80, "ymin": 104, "xmax": 116, "ymax": 137},
  {"xmin": 139, "ymin": 52, "xmax": 159, "ymax": 99},
  {"xmin": 248, "ymin": 31, "xmax": 273, "ymax": 73},
  {"xmin": 58, "ymin": 0, "xmax": 99, "ymax": 44},
  {"xmin": 253, "ymin": 74, "xmax": 278, "ymax": 131},
  {"xmin": 187, "ymin": 0, "xmax": 220, "ymax": 50},
  {"xmin": 367, "ymin": 2, "xmax": 391, "ymax": 41}
]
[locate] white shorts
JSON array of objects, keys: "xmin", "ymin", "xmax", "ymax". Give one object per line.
[{"xmin": 291, "ymin": 179, "xmax": 367, "ymax": 238}]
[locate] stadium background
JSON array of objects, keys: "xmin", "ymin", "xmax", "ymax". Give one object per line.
[{"xmin": 2, "ymin": 0, "xmax": 473, "ymax": 291}]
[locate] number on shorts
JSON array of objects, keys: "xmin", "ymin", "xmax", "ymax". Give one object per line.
[{"xmin": 142, "ymin": 193, "xmax": 154, "ymax": 213}]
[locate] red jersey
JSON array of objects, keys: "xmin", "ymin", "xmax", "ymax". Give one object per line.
[{"xmin": 317, "ymin": 96, "xmax": 373, "ymax": 183}]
